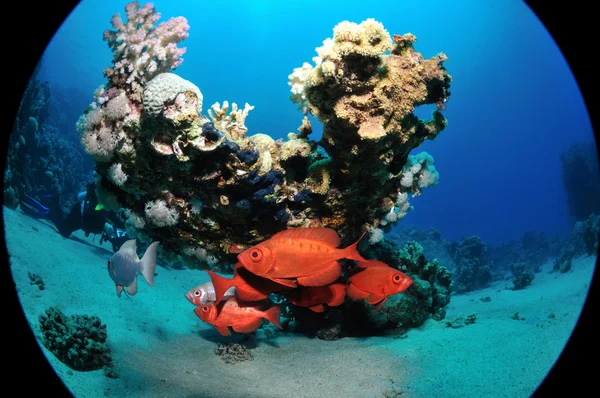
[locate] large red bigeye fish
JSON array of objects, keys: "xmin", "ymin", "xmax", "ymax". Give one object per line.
[
  {"xmin": 237, "ymin": 227, "xmax": 366, "ymax": 287},
  {"xmin": 194, "ymin": 297, "xmax": 282, "ymax": 336},
  {"xmin": 346, "ymin": 260, "xmax": 413, "ymax": 309}
]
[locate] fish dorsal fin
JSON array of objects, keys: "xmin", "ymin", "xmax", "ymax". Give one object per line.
[
  {"xmin": 270, "ymin": 227, "xmax": 341, "ymax": 247},
  {"xmin": 120, "ymin": 239, "xmax": 137, "ymax": 252}
]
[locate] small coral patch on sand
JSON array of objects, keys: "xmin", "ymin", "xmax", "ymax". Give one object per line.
[{"xmin": 38, "ymin": 307, "xmax": 116, "ymax": 377}]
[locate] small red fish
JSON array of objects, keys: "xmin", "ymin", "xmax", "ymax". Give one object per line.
[
  {"xmin": 237, "ymin": 227, "xmax": 366, "ymax": 287},
  {"xmin": 206, "ymin": 264, "xmax": 294, "ymax": 304},
  {"xmin": 347, "ymin": 260, "xmax": 413, "ymax": 309},
  {"xmin": 284, "ymin": 282, "xmax": 347, "ymax": 312},
  {"xmin": 194, "ymin": 297, "xmax": 282, "ymax": 336}
]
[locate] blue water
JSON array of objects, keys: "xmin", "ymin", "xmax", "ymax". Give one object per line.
[{"xmin": 38, "ymin": 0, "xmax": 594, "ymax": 244}]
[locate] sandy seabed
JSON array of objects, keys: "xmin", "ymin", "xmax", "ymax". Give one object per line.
[{"xmin": 3, "ymin": 207, "xmax": 596, "ymax": 398}]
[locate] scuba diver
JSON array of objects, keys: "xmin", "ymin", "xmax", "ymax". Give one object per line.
[{"xmin": 19, "ymin": 181, "xmax": 129, "ymax": 252}]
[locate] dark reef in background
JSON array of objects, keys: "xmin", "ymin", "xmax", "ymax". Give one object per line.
[
  {"xmin": 560, "ymin": 141, "xmax": 600, "ymax": 222},
  {"xmin": 447, "ymin": 235, "xmax": 492, "ymax": 293},
  {"xmin": 3, "ymin": 70, "xmax": 92, "ymax": 213}
]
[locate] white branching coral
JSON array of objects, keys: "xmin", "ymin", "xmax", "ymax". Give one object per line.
[
  {"xmin": 183, "ymin": 246, "xmax": 207, "ymax": 261},
  {"xmin": 145, "ymin": 199, "xmax": 179, "ymax": 227},
  {"xmin": 102, "ymin": 1, "xmax": 190, "ymax": 102},
  {"xmin": 105, "ymin": 92, "xmax": 132, "ymax": 120},
  {"xmin": 367, "ymin": 226, "xmax": 385, "ymax": 244},
  {"xmin": 123, "ymin": 208, "xmax": 146, "ymax": 229},
  {"xmin": 288, "ymin": 62, "xmax": 314, "ymax": 109},
  {"xmin": 207, "ymin": 101, "xmax": 254, "ymax": 140},
  {"xmin": 107, "ymin": 163, "xmax": 128, "ymax": 187},
  {"xmin": 400, "ymin": 152, "xmax": 440, "ymax": 195}
]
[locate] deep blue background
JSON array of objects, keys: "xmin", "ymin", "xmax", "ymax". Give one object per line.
[{"xmin": 36, "ymin": 0, "xmax": 595, "ymax": 244}]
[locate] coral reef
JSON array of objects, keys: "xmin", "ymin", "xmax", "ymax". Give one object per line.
[
  {"xmin": 560, "ymin": 141, "xmax": 600, "ymax": 222},
  {"xmin": 448, "ymin": 235, "xmax": 492, "ymax": 293},
  {"xmin": 511, "ymin": 262, "xmax": 535, "ymax": 290},
  {"xmin": 487, "ymin": 230, "xmax": 562, "ymax": 280},
  {"xmin": 371, "ymin": 240, "xmax": 453, "ymax": 327},
  {"xmin": 28, "ymin": 271, "xmax": 45, "ymax": 290},
  {"xmin": 38, "ymin": 307, "xmax": 115, "ymax": 376},
  {"xmin": 391, "ymin": 225, "xmax": 456, "ymax": 270},
  {"xmin": 553, "ymin": 213, "xmax": 599, "ymax": 273},
  {"xmin": 445, "ymin": 313, "xmax": 477, "ymax": 328},
  {"xmin": 4, "ymin": 72, "xmax": 90, "ymax": 212},
  {"xmin": 213, "ymin": 342, "xmax": 253, "ymax": 364},
  {"xmin": 78, "ymin": 2, "xmax": 452, "ymax": 267}
]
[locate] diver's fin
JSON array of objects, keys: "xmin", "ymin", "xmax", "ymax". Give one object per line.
[
  {"xmin": 20, "ymin": 194, "xmax": 50, "ymax": 218},
  {"xmin": 116, "ymin": 285, "xmax": 124, "ymax": 297}
]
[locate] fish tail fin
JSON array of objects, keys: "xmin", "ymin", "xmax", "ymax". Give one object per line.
[
  {"xmin": 342, "ymin": 231, "xmax": 367, "ymax": 262},
  {"xmin": 140, "ymin": 241, "xmax": 160, "ymax": 286},
  {"xmin": 205, "ymin": 270, "xmax": 233, "ymax": 303},
  {"xmin": 263, "ymin": 305, "xmax": 282, "ymax": 329}
]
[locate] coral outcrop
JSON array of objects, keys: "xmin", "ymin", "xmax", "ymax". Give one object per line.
[
  {"xmin": 38, "ymin": 307, "xmax": 115, "ymax": 376},
  {"xmin": 79, "ymin": 2, "xmax": 452, "ymax": 267}
]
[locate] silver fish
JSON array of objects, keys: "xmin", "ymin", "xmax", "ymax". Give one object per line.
[
  {"xmin": 108, "ymin": 239, "xmax": 160, "ymax": 297},
  {"xmin": 184, "ymin": 281, "xmax": 235, "ymax": 306}
]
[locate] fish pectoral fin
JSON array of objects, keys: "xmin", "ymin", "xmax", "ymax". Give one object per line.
[
  {"xmin": 309, "ymin": 304, "xmax": 325, "ymax": 313},
  {"xmin": 296, "ymin": 261, "xmax": 341, "ymax": 287},
  {"xmin": 269, "ymin": 278, "xmax": 298, "ymax": 288},
  {"xmin": 116, "ymin": 285, "xmax": 124, "ymax": 297},
  {"xmin": 236, "ymin": 289, "xmax": 269, "ymax": 302},
  {"xmin": 368, "ymin": 295, "xmax": 387, "ymax": 309},
  {"xmin": 214, "ymin": 325, "xmax": 232, "ymax": 336},
  {"xmin": 126, "ymin": 278, "xmax": 138, "ymax": 296},
  {"xmin": 346, "ymin": 283, "xmax": 370, "ymax": 300},
  {"xmin": 232, "ymin": 319, "xmax": 263, "ymax": 334}
]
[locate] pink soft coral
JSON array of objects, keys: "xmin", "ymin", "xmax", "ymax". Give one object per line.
[{"xmin": 102, "ymin": 1, "xmax": 190, "ymax": 103}]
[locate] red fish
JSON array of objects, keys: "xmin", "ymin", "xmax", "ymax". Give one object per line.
[
  {"xmin": 283, "ymin": 282, "xmax": 347, "ymax": 312},
  {"xmin": 194, "ymin": 297, "xmax": 282, "ymax": 336},
  {"xmin": 346, "ymin": 260, "xmax": 413, "ymax": 309},
  {"xmin": 237, "ymin": 227, "xmax": 367, "ymax": 287},
  {"xmin": 206, "ymin": 263, "xmax": 294, "ymax": 304}
]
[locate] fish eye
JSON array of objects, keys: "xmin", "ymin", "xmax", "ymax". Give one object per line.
[
  {"xmin": 194, "ymin": 290, "xmax": 200, "ymax": 296},
  {"xmin": 393, "ymin": 274, "xmax": 401, "ymax": 282},
  {"xmin": 202, "ymin": 306, "xmax": 209, "ymax": 312},
  {"xmin": 250, "ymin": 249, "xmax": 262, "ymax": 262}
]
